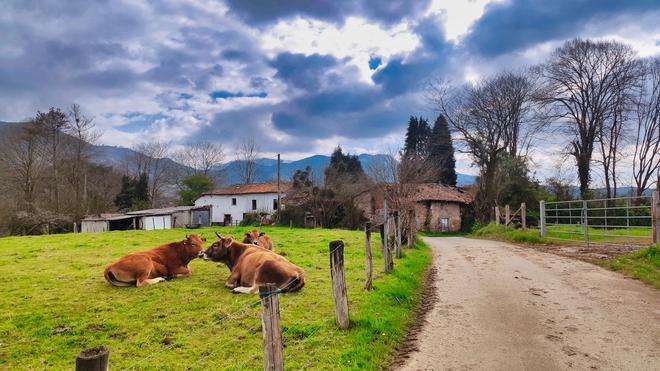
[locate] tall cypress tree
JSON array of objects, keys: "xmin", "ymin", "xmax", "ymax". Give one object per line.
[
  {"xmin": 403, "ymin": 116, "xmax": 419, "ymax": 157},
  {"xmin": 428, "ymin": 114, "xmax": 457, "ymax": 186}
]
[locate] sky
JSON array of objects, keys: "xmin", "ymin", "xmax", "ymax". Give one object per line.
[{"xmin": 1, "ymin": 0, "xmax": 660, "ymax": 184}]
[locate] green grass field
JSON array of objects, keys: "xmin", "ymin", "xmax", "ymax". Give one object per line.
[
  {"xmin": 598, "ymin": 245, "xmax": 660, "ymax": 289},
  {"xmin": 0, "ymin": 226, "xmax": 431, "ymax": 370}
]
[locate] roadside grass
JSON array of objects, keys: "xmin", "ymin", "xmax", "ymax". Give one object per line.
[
  {"xmin": 0, "ymin": 226, "xmax": 431, "ymax": 370},
  {"xmin": 545, "ymin": 224, "xmax": 653, "ymax": 245},
  {"xmin": 598, "ymin": 245, "xmax": 660, "ymax": 289},
  {"xmin": 471, "ymin": 223, "xmax": 546, "ymax": 244}
]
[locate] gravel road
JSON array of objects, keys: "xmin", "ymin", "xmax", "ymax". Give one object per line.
[{"xmin": 399, "ymin": 237, "xmax": 660, "ymax": 371}]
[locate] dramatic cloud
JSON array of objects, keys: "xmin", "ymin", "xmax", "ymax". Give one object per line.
[{"xmin": 1, "ymin": 0, "xmax": 659, "ymax": 181}]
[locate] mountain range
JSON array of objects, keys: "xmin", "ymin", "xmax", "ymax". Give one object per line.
[{"xmin": 1, "ymin": 120, "xmax": 477, "ymax": 186}]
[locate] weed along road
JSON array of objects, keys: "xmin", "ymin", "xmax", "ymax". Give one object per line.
[{"xmin": 400, "ymin": 237, "xmax": 660, "ymax": 371}]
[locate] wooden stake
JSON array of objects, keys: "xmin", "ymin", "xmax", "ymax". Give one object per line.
[
  {"xmin": 521, "ymin": 203, "xmax": 527, "ymax": 229},
  {"xmin": 75, "ymin": 346, "xmax": 109, "ymax": 371},
  {"xmin": 495, "ymin": 206, "xmax": 501, "ymax": 225},
  {"xmin": 383, "ymin": 200, "xmax": 393, "ymax": 272},
  {"xmin": 505, "ymin": 205, "xmax": 511, "ymax": 226},
  {"xmin": 407, "ymin": 209, "xmax": 415, "ymax": 248},
  {"xmin": 329, "ymin": 240, "xmax": 349, "ymax": 329},
  {"xmin": 364, "ymin": 223, "xmax": 373, "ymax": 291},
  {"xmin": 260, "ymin": 283, "xmax": 284, "ymax": 371},
  {"xmin": 394, "ymin": 211, "xmax": 401, "ymax": 258}
]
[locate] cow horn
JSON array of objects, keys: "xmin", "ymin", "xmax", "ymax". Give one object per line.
[
  {"xmin": 185, "ymin": 234, "xmax": 190, "ymax": 239},
  {"xmin": 215, "ymin": 231, "xmax": 222, "ymax": 239}
]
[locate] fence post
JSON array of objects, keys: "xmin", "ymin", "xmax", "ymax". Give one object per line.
[
  {"xmin": 75, "ymin": 346, "xmax": 109, "ymax": 371},
  {"xmin": 540, "ymin": 201, "xmax": 546, "ymax": 237},
  {"xmin": 329, "ymin": 240, "xmax": 349, "ymax": 329},
  {"xmin": 583, "ymin": 200, "xmax": 589, "ymax": 243},
  {"xmin": 495, "ymin": 206, "xmax": 500, "ymax": 225},
  {"xmin": 521, "ymin": 203, "xmax": 526, "ymax": 229},
  {"xmin": 259, "ymin": 283, "xmax": 284, "ymax": 371},
  {"xmin": 505, "ymin": 205, "xmax": 511, "ymax": 226},
  {"xmin": 653, "ymin": 190, "xmax": 659, "ymax": 245},
  {"xmin": 407, "ymin": 209, "xmax": 415, "ymax": 248},
  {"xmin": 364, "ymin": 224, "xmax": 373, "ymax": 291},
  {"xmin": 383, "ymin": 200, "xmax": 393, "ymax": 272},
  {"xmin": 394, "ymin": 211, "xmax": 401, "ymax": 258}
]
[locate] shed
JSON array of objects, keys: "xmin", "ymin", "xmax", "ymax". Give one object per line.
[
  {"xmin": 126, "ymin": 205, "xmax": 212, "ymax": 230},
  {"xmin": 80, "ymin": 214, "xmax": 139, "ymax": 233}
]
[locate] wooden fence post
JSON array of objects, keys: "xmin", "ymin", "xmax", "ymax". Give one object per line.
[
  {"xmin": 521, "ymin": 203, "xmax": 526, "ymax": 229},
  {"xmin": 364, "ymin": 224, "xmax": 373, "ymax": 291},
  {"xmin": 505, "ymin": 205, "xmax": 511, "ymax": 226},
  {"xmin": 540, "ymin": 201, "xmax": 546, "ymax": 237},
  {"xmin": 495, "ymin": 206, "xmax": 500, "ymax": 225},
  {"xmin": 407, "ymin": 209, "xmax": 415, "ymax": 248},
  {"xmin": 583, "ymin": 200, "xmax": 589, "ymax": 243},
  {"xmin": 652, "ymin": 190, "xmax": 658, "ymax": 245},
  {"xmin": 394, "ymin": 211, "xmax": 401, "ymax": 258},
  {"xmin": 75, "ymin": 346, "xmax": 109, "ymax": 371},
  {"xmin": 259, "ymin": 283, "xmax": 284, "ymax": 371},
  {"xmin": 329, "ymin": 240, "xmax": 349, "ymax": 329},
  {"xmin": 383, "ymin": 200, "xmax": 393, "ymax": 272}
]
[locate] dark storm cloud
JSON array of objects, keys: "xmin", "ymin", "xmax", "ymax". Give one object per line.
[
  {"xmin": 224, "ymin": 0, "xmax": 431, "ymax": 26},
  {"xmin": 269, "ymin": 52, "xmax": 339, "ymax": 91},
  {"xmin": 372, "ymin": 16, "xmax": 451, "ymax": 95},
  {"xmin": 465, "ymin": 0, "xmax": 660, "ymax": 56}
]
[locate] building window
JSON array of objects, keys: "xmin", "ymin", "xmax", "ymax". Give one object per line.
[
  {"xmin": 252, "ymin": 199, "xmax": 257, "ymax": 210},
  {"xmin": 273, "ymin": 199, "xmax": 278, "ymax": 210},
  {"xmin": 232, "ymin": 198, "xmax": 237, "ymax": 206},
  {"xmin": 440, "ymin": 218, "xmax": 449, "ymax": 231}
]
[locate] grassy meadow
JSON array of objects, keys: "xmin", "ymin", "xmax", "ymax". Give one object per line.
[{"xmin": 0, "ymin": 226, "xmax": 431, "ymax": 370}]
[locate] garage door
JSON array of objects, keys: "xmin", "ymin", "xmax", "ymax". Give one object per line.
[{"xmin": 144, "ymin": 215, "xmax": 172, "ymax": 230}]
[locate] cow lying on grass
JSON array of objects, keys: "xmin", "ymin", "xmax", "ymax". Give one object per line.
[
  {"xmin": 242, "ymin": 229, "xmax": 274, "ymax": 251},
  {"xmin": 104, "ymin": 234, "xmax": 206, "ymax": 287},
  {"xmin": 201, "ymin": 232, "xmax": 304, "ymax": 294}
]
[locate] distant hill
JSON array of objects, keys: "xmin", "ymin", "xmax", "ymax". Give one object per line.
[
  {"xmin": 214, "ymin": 153, "xmax": 477, "ymax": 186},
  {"xmin": 1, "ymin": 120, "xmax": 476, "ymax": 186}
]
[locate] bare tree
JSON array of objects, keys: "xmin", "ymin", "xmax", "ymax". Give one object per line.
[
  {"xmin": 131, "ymin": 141, "xmax": 173, "ymax": 207},
  {"xmin": 235, "ymin": 137, "xmax": 259, "ymax": 184},
  {"xmin": 632, "ymin": 56, "xmax": 660, "ymax": 198},
  {"xmin": 34, "ymin": 107, "xmax": 68, "ymax": 212},
  {"xmin": 173, "ymin": 141, "xmax": 224, "ymax": 176},
  {"xmin": 0, "ymin": 123, "xmax": 47, "ymax": 213},
  {"xmin": 596, "ymin": 90, "xmax": 628, "ymax": 199},
  {"xmin": 63, "ymin": 103, "xmax": 100, "ymax": 218},
  {"xmin": 427, "ymin": 71, "xmax": 541, "ymax": 220},
  {"xmin": 536, "ymin": 39, "xmax": 640, "ymax": 198}
]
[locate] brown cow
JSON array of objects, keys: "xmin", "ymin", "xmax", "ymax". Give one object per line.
[
  {"xmin": 242, "ymin": 229, "xmax": 274, "ymax": 251},
  {"xmin": 104, "ymin": 234, "xmax": 206, "ymax": 287},
  {"xmin": 201, "ymin": 232, "xmax": 304, "ymax": 294}
]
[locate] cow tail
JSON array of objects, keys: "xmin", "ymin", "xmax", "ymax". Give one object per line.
[
  {"xmin": 284, "ymin": 272, "xmax": 305, "ymax": 292},
  {"xmin": 104, "ymin": 267, "xmax": 133, "ymax": 287}
]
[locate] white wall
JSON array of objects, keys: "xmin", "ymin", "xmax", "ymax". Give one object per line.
[{"xmin": 195, "ymin": 192, "xmax": 282, "ymax": 224}]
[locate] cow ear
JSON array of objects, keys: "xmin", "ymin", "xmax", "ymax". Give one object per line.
[
  {"xmin": 259, "ymin": 232, "xmax": 266, "ymax": 236},
  {"xmin": 224, "ymin": 237, "xmax": 234, "ymax": 247},
  {"xmin": 244, "ymin": 232, "xmax": 250, "ymax": 237}
]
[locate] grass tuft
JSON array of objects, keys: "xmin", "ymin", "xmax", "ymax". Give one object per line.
[{"xmin": 599, "ymin": 245, "xmax": 660, "ymax": 289}]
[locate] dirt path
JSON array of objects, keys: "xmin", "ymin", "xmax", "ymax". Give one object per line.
[{"xmin": 399, "ymin": 237, "xmax": 660, "ymax": 371}]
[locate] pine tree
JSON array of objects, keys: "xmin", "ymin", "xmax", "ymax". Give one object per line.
[
  {"xmin": 403, "ymin": 116, "xmax": 419, "ymax": 157},
  {"xmin": 428, "ymin": 114, "xmax": 457, "ymax": 186}
]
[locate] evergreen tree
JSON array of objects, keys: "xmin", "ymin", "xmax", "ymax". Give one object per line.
[
  {"xmin": 403, "ymin": 116, "xmax": 431, "ymax": 158},
  {"xmin": 428, "ymin": 114, "xmax": 457, "ymax": 186},
  {"xmin": 324, "ymin": 146, "xmax": 366, "ymax": 187},
  {"xmin": 114, "ymin": 172, "xmax": 150, "ymax": 211},
  {"xmin": 178, "ymin": 174, "xmax": 214, "ymax": 206}
]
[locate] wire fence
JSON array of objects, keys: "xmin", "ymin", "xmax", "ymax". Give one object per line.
[{"xmin": 540, "ymin": 192, "xmax": 659, "ymax": 246}]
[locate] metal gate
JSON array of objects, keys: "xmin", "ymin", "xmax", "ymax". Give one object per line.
[{"xmin": 540, "ymin": 192, "xmax": 659, "ymax": 246}]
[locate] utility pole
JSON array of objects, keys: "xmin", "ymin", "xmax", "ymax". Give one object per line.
[{"xmin": 277, "ymin": 153, "xmax": 281, "ymax": 221}]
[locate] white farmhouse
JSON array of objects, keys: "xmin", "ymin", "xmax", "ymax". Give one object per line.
[{"xmin": 195, "ymin": 182, "xmax": 290, "ymax": 225}]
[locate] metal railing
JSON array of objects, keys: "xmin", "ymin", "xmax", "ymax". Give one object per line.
[{"xmin": 540, "ymin": 191, "xmax": 659, "ymax": 246}]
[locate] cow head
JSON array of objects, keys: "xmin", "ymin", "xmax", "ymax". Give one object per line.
[
  {"xmin": 242, "ymin": 229, "xmax": 260, "ymax": 245},
  {"xmin": 183, "ymin": 233, "xmax": 206, "ymax": 260},
  {"xmin": 200, "ymin": 232, "xmax": 233, "ymax": 262}
]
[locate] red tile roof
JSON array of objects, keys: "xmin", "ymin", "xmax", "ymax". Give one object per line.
[
  {"xmin": 409, "ymin": 183, "xmax": 473, "ymax": 204},
  {"xmin": 202, "ymin": 182, "xmax": 291, "ymax": 196}
]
